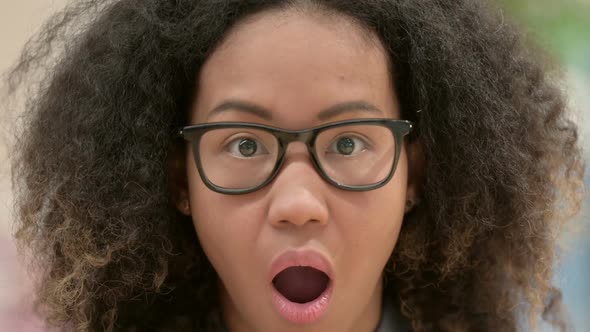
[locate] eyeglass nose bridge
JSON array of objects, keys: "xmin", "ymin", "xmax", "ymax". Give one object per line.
[
  {"xmin": 268, "ymin": 129, "xmax": 327, "ymax": 190},
  {"xmin": 275, "ymin": 129, "xmax": 316, "ymax": 146},
  {"xmin": 273, "ymin": 130, "xmax": 320, "ymax": 163}
]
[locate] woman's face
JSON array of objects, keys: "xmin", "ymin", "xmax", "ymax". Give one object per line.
[{"xmin": 179, "ymin": 9, "xmax": 417, "ymax": 332}]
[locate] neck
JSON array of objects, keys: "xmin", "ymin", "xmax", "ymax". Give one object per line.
[
  {"xmin": 219, "ymin": 282, "xmax": 255, "ymax": 332},
  {"xmin": 349, "ymin": 276, "xmax": 384, "ymax": 332}
]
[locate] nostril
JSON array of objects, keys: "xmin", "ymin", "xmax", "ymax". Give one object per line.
[{"xmin": 275, "ymin": 217, "xmax": 324, "ymax": 227}]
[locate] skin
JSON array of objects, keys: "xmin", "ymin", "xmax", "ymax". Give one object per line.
[{"xmin": 175, "ymin": 9, "xmax": 422, "ymax": 332}]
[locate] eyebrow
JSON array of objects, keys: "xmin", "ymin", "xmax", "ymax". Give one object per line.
[{"xmin": 206, "ymin": 100, "xmax": 384, "ymax": 121}]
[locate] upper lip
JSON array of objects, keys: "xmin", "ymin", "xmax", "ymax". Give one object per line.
[{"xmin": 269, "ymin": 249, "xmax": 334, "ymax": 283}]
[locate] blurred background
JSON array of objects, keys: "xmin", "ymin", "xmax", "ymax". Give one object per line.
[
  {"xmin": 1, "ymin": 0, "xmax": 588, "ymax": 331},
  {"xmin": 497, "ymin": 0, "xmax": 590, "ymax": 330}
]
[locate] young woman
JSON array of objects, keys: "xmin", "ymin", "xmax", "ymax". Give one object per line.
[{"xmin": 8, "ymin": 0, "xmax": 584, "ymax": 331}]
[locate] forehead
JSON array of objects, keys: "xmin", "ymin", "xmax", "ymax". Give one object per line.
[{"xmin": 192, "ymin": 9, "xmax": 398, "ymax": 127}]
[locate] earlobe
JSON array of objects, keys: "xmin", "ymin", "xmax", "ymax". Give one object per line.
[
  {"xmin": 404, "ymin": 139, "xmax": 425, "ymax": 214},
  {"xmin": 176, "ymin": 195, "xmax": 192, "ymax": 216},
  {"xmin": 167, "ymin": 142, "xmax": 192, "ymax": 216},
  {"xmin": 404, "ymin": 198, "xmax": 414, "ymax": 213},
  {"xmin": 172, "ymin": 181, "xmax": 192, "ymax": 216},
  {"xmin": 404, "ymin": 197, "xmax": 422, "ymax": 213}
]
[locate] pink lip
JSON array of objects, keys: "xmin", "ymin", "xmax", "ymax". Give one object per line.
[{"xmin": 269, "ymin": 249, "xmax": 334, "ymax": 325}]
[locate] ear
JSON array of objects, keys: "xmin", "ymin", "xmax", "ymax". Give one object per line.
[
  {"xmin": 404, "ymin": 138, "xmax": 425, "ymax": 213},
  {"xmin": 167, "ymin": 143, "xmax": 192, "ymax": 216},
  {"xmin": 175, "ymin": 191, "xmax": 192, "ymax": 216}
]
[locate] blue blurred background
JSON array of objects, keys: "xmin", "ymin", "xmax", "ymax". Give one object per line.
[{"xmin": 499, "ymin": 0, "xmax": 590, "ymax": 330}]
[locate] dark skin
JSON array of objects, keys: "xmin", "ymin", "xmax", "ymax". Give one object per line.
[{"xmin": 8, "ymin": 0, "xmax": 583, "ymax": 331}]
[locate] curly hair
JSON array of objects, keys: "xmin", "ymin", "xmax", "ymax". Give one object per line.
[{"xmin": 7, "ymin": 0, "xmax": 585, "ymax": 330}]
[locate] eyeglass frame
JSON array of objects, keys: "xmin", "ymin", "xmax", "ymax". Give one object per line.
[{"xmin": 178, "ymin": 118, "xmax": 413, "ymax": 195}]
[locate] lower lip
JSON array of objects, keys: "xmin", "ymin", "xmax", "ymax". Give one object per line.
[{"xmin": 271, "ymin": 282, "xmax": 333, "ymax": 324}]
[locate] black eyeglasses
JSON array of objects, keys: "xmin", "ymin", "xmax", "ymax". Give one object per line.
[{"xmin": 178, "ymin": 118, "xmax": 413, "ymax": 194}]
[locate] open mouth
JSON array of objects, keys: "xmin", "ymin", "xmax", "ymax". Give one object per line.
[
  {"xmin": 269, "ymin": 249, "xmax": 334, "ymax": 324},
  {"xmin": 272, "ymin": 266, "xmax": 331, "ymax": 303}
]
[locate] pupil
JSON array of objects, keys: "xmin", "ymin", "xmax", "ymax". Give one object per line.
[
  {"xmin": 337, "ymin": 137, "xmax": 354, "ymax": 155},
  {"xmin": 238, "ymin": 139, "xmax": 257, "ymax": 156}
]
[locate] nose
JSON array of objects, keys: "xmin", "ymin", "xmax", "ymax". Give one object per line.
[{"xmin": 266, "ymin": 144, "xmax": 329, "ymax": 228}]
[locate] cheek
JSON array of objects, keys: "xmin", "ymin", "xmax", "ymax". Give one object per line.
[
  {"xmin": 368, "ymin": 158, "xmax": 408, "ymax": 252},
  {"xmin": 186, "ymin": 158, "xmax": 263, "ymax": 279},
  {"xmin": 344, "ymin": 187, "xmax": 405, "ymax": 263},
  {"xmin": 335, "ymin": 156, "xmax": 408, "ymax": 276}
]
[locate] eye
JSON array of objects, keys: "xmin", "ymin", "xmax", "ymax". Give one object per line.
[
  {"xmin": 327, "ymin": 135, "xmax": 369, "ymax": 156},
  {"xmin": 226, "ymin": 137, "xmax": 269, "ymax": 158}
]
